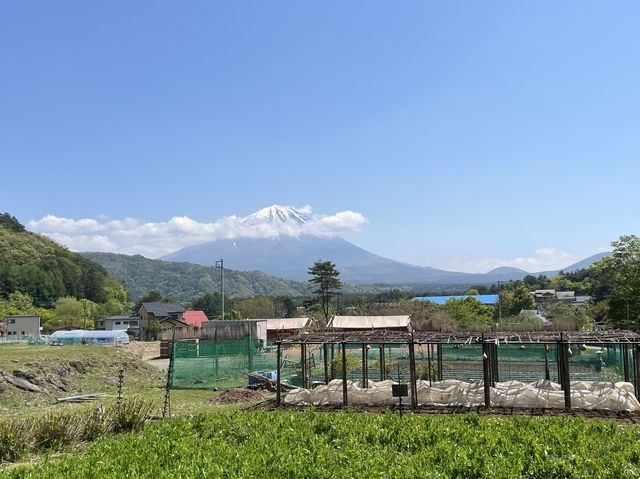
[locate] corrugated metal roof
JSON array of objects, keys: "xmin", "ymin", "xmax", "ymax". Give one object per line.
[
  {"xmin": 412, "ymin": 294, "xmax": 499, "ymax": 305},
  {"xmin": 265, "ymin": 317, "xmax": 310, "ymax": 330},
  {"xmin": 328, "ymin": 315, "xmax": 411, "ymax": 329}
]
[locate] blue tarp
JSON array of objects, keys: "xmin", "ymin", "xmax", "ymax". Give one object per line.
[{"xmin": 412, "ymin": 294, "xmax": 499, "ymax": 305}]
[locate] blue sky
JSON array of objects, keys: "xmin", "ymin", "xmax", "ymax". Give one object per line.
[{"xmin": 2, "ymin": 2, "xmax": 639, "ymax": 272}]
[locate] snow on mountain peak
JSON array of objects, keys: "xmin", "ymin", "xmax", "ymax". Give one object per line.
[{"xmin": 242, "ymin": 205, "xmax": 311, "ymax": 225}]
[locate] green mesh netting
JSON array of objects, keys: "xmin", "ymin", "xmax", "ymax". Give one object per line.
[
  {"xmin": 171, "ymin": 337, "xmax": 302, "ymax": 389},
  {"xmin": 171, "ymin": 338, "xmax": 629, "ymax": 390}
]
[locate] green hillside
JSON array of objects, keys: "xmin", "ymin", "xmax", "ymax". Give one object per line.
[
  {"xmin": 0, "ymin": 214, "xmax": 123, "ymax": 308},
  {"xmin": 82, "ymin": 252, "xmax": 414, "ymax": 301},
  {"xmin": 82, "ymin": 252, "xmax": 314, "ymax": 300}
]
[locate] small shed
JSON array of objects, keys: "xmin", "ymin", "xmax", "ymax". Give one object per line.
[
  {"xmin": 200, "ymin": 320, "xmax": 267, "ymax": 343},
  {"xmin": 266, "ymin": 317, "xmax": 310, "ymax": 339},
  {"xmin": 328, "ymin": 315, "xmax": 412, "ymax": 332}
]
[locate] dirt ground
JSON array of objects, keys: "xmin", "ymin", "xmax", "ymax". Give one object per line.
[
  {"xmin": 123, "ymin": 341, "xmax": 161, "ymax": 360},
  {"xmin": 212, "ymin": 388, "xmax": 272, "ymax": 404}
]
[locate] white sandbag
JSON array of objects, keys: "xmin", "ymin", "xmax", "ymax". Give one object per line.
[{"xmin": 284, "ymin": 378, "xmax": 640, "ymax": 411}]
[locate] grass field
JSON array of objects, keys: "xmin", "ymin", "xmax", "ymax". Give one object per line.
[
  {"xmin": 2, "ymin": 410, "xmax": 640, "ymax": 478},
  {"xmin": 0, "ymin": 344, "xmax": 251, "ymax": 418}
]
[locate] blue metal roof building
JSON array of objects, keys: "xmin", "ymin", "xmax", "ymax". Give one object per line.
[{"xmin": 412, "ymin": 294, "xmax": 499, "ymax": 305}]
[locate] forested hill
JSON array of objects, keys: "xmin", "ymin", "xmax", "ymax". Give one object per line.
[
  {"xmin": 0, "ymin": 213, "xmax": 123, "ymax": 307},
  {"xmin": 81, "ymin": 252, "xmax": 315, "ymax": 300}
]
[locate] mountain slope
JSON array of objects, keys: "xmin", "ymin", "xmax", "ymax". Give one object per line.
[
  {"xmin": 82, "ymin": 252, "xmax": 314, "ymax": 300},
  {"xmin": 82, "ymin": 252, "xmax": 427, "ymax": 300},
  {"xmin": 537, "ymin": 252, "xmax": 611, "ymax": 277},
  {"xmin": 149, "ymin": 205, "xmax": 610, "ymax": 287},
  {"xmin": 162, "ymin": 234, "xmax": 609, "ymax": 285},
  {"xmin": 0, "ymin": 214, "xmax": 120, "ymax": 307}
]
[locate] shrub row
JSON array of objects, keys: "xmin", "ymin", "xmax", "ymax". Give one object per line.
[{"xmin": 0, "ymin": 398, "xmax": 152, "ymax": 464}]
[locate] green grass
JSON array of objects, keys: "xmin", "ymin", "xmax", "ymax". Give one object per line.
[
  {"xmin": 0, "ymin": 344, "xmax": 164, "ymax": 413},
  {"xmin": 0, "ymin": 344, "xmax": 268, "ymax": 419},
  {"xmin": 3, "ymin": 411, "xmax": 640, "ymax": 478}
]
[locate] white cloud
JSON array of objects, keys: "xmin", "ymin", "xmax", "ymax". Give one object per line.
[
  {"xmin": 442, "ymin": 248, "xmax": 578, "ymax": 274},
  {"xmin": 27, "ymin": 206, "xmax": 367, "ymax": 258}
]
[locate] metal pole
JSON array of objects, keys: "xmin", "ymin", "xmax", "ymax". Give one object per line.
[
  {"xmin": 323, "ymin": 343, "xmax": 329, "ymax": 384},
  {"xmin": 276, "ymin": 341, "xmax": 282, "ymax": 407},
  {"xmin": 215, "ymin": 259, "xmax": 224, "ymax": 320},
  {"xmin": 379, "ymin": 344, "xmax": 385, "ymax": 381},
  {"xmin": 544, "ymin": 345, "xmax": 550, "ymax": 381},
  {"xmin": 361, "ymin": 344, "xmax": 368, "ymax": 387},
  {"xmin": 632, "ymin": 344, "xmax": 637, "ymax": 396},
  {"xmin": 301, "ymin": 342, "xmax": 307, "ymax": 389},
  {"xmin": 623, "ymin": 344, "xmax": 630, "ymax": 382},
  {"xmin": 483, "ymin": 342, "xmax": 490, "ymax": 409},
  {"xmin": 408, "ymin": 338, "xmax": 417, "ymax": 408},
  {"xmin": 437, "ymin": 344, "xmax": 443, "ymax": 381},
  {"xmin": 427, "ymin": 343, "xmax": 432, "ymax": 386},
  {"xmin": 341, "ymin": 342, "xmax": 348, "ymax": 406}
]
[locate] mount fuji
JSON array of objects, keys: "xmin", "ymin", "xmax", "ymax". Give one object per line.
[{"xmin": 161, "ymin": 205, "xmax": 607, "ymax": 285}]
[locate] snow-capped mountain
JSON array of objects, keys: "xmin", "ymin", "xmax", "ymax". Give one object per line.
[
  {"xmin": 161, "ymin": 205, "xmax": 609, "ymax": 285},
  {"xmin": 241, "ymin": 205, "xmax": 310, "ymax": 226}
]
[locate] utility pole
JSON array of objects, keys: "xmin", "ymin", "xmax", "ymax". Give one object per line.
[
  {"xmin": 215, "ymin": 259, "xmax": 224, "ymax": 320},
  {"xmin": 497, "ymin": 281, "xmax": 504, "ymax": 321}
]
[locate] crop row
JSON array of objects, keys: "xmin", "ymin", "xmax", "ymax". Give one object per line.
[{"xmin": 4, "ymin": 410, "xmax": 640, "ymax": 478}]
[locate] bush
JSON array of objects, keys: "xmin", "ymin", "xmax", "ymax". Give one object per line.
[{"xmin": 0, "ymin": 398, "xmax": 153, "ymax": 464}]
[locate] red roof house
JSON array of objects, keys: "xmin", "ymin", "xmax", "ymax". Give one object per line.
[{"xmin": 182, "ymin": 310, "xmax": 209, "ymax": 330}]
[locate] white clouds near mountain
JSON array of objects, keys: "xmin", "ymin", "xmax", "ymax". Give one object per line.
[
  {"xmin": 442, "ymin": 247, "xmax": 578, "ymax": 274},
  {"xmin": 27, "ymin": 206, "xmax": 367, "ymax": 258}
]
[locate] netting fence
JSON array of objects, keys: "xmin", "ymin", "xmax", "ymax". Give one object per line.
[{"xmin": 171, "ymin": 337, "xmax": 631, "ymax": 390}]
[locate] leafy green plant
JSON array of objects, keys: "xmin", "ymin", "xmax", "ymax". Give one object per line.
[
  {"xmin": 330, "ymin": 353, "xmax": 360, "ymax": 377},
  {"xmin": 0, "ymin": 398, "xmax": 153, "ymax": 465},
  {"xmin": 3, "ymin": 411, "xmax": 640, "ymax": 478}
]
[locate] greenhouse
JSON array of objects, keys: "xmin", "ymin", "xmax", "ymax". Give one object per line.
[{"xmin": 50, "ymin": 329, "xmax": 130, "ymax": 345}]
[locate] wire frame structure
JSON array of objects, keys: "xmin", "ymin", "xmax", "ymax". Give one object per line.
[{"xmin": 275, "ymin": 330, "xmax": 640, "ymax": 410}]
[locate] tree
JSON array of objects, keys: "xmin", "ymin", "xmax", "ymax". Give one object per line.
[
  {"xmin": 50, "ymin": 296, "xmax": 95, "ymax": 329},
  {"xmin": 499, "ymin": 286, "xmax": 536, "ymax": 317},
  {"xmin": 273, "ymin": 296, "xmax": 298, "ymax": 318},
  {"xmin": 193, "ymin": 292, "xmax": 226, "ymax": 319},
  {"xmin": 443, "ymin": 297, "xmax": 494, "ymax": 329},
  {"xmin": 308, "ymin": 261, "xmax": 342, "ymax": 326},
  {"xmin": 236, "ymin": 296, "xmax": 275, "ymax": 318},
  {"xmin": 0, "ymin": 213, "xmax": 25, "ymax": 233},
  {"xmin": 591, "ymin": 235, "xmax": 640, "ymax": 330},
  {"xmin": 544, "ymin": 300, "xmax": 594, "ymax": 331}
]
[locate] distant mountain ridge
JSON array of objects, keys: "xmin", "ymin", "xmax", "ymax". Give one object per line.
[
  {"xmin": 81, "ymin": 252, "xmax": 420, "ymax": 300},
  {"xmin": 160, "ymin": 206, "xmax": 609, "ymax": 285}
]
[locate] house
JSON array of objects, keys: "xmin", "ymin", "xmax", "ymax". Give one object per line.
[
  {"xmin": 532, "ymin": 289, "xmax": 556, "ymax": 302},
  {"xmin": 95, "ymin": 316, "xmax": 140, "ymax": 334},
  {"xmin": 412, "ymin": 294, "xmax": 500, "ymax": 305},
  {"xmin": 157, "ymin": 317, "xmax": 192, "ymax": 339},
  {"xmin": 265, "ymin": 317, "xmax": 310, "ymax": 340},
  {"xmin": 532, "ymin": 290, "xmax": 592, "ymax": 306},
  {"xmin": 182, "ymin": 311, "xmax": 209, "ymax": 330},
  {"xmin": 5, "ymin": 315, "xmax": 41, "ymax": 338},
  {"xmin": 138, "ymin": 302, "xmax": 186, "ymax": 340},
  {"xmin": 328, "ymin": 315, "xmax": 412, "ymax": 332}
]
